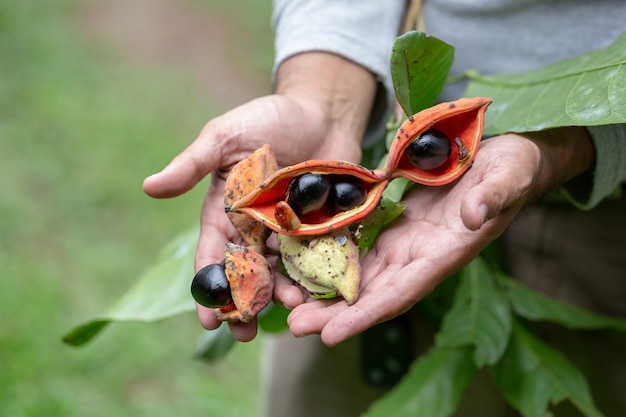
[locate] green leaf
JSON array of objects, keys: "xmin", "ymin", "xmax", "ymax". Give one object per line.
[
  {"xmin": 391, "ymin": 31, "xmax": 454, "ymax": 116},
  {"xmin": 492, "ymin": 320, "xmax": 605, "ymax": 417},
  {"xmin": 258, "ymin": 302, "xmax": 290, "ymax": 333},
  {"xmin": 194, "ymin": 325, "xmax": 236, "ymax": 363},
  {"xmin": 62, "ymin": 320, "xmax": 109, "ymax": 346},
  {"xmin": 381, "ymin": 177, "xmax": 413, "ymax": 203},
  {"xmin": 358, "ymin": 195, "xmax": 407, "ymax": 252},
  {"xmin": 464, "ymin": 32, "xmax": 626, "ymax": 135},
  {"xmin": 63, "ymin": 229, "xmax": 198, "ymax": 346},
  {"xmin": 499, "ymin": 273, "xmax": 626, "ymax": 331},
  {"xmin": 363, "ymin": 346, "xmax": 476, "ymax": 417},
  {"xmin": 435, "ymin": 257, "xmax": 512, "ymax": 367}
]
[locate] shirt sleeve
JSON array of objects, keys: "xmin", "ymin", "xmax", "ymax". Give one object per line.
[
  {"xmin": 272, "ymin": 0, "xmax": 407, "ymax": 144},
  {"xmin": 561, "ymin": 124, "xmax": 626, "ymax": 210}
]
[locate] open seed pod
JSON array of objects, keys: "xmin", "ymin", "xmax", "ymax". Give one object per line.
[
  {"xmin": 384, "ymin": 97, "xmax": 492, "ymax": 185},
  {"xmin": 227, "ymin": 160, "xmax": 388, "ymax": 236}
]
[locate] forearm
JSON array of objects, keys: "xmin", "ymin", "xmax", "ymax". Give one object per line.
[
  {"xmin": 564, "ymin": 124, "xmax": 626, "ymax": 209},
  {"xmin": 272, "ymin": 0, "xmax": 406, "ymax": 146},
  {"xmin": 519, "ymin": 126, "xmax": 595, "ymax": 203},
  {"xmin": 275, "ymin": 52, "xmax": 377, "ymax": 146}
]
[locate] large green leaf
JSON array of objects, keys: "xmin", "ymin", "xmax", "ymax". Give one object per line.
[
  {"xmin": 492, "ymin": 320, "xmax": 605, "ymax": 417},
  {"xmin": 464, "ymin": 32, "xmax": 626, "ymax": 135},
  {"xmin": 363, "ymin": 346, "xmax": 476, "ymax": 417},
  {"xmin": 499, "ymin": 273, "xmax": 626, "ymax": 331},
  {"xmin": 63, "ymin": 229, "xmax": 198, "ymax": 346},
  {"xmin": 435, "ymin": 257, "xmax": 512, "ymax": 367},
  {"xmin": 194, "ymin": 325, "xmax": 236, "ymax": 363},
  {"xmin": 391, "ymin": 31, "xmax": 454, "ymax": 116}
]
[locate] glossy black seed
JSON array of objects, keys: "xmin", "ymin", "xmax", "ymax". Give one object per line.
[
  {"xmin": 406, "ymin": 128, "xmax": 451, "ymax": 170},
  {"xmin": 191, "ymin": 263, "xmax": 232, "ymax": 308},
  {"xmin": 330, "ymin": 177, "xmax": 367, "ymax": 212},
  {"xmin": 286, "ymin": 173, "xmax": 331, "ymax": 216}
]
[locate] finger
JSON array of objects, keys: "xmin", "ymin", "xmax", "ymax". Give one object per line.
[
  {"xmin": 194, "ymin": 175, "xmax": 237, "ymax": 270},
  {"xmin": 196, "ymin": 303, "xmax": 259, "ymax": 341},
  {"xmin": 292, "ymin": 258, "xmax": 443, "ymax": 346},
  {"xmin": 196, "ymin": 304, "xmax": 222, "ymax": 330},
  {"xmin": 318, "ymin": 266, "xmax": 419, "ymax": 346},
  {"xmin": 286, "ymin": 265, "xmax": 401, "ymax": 342},
  {"xmin": 287, "ymin": 299, "xmax": 344, "ymax": 337},
  {"xmin": 228, "ymin": 319, "xmax": 258, "ymax": 342},
  {"xmin": 273, "ymin": 272, "xmax": 306, "ymax": 309},
  {"xmin": 460, "ymin": 170, "xmax": 529, "ymax": 231},
  {"xmin": 143, "ymin": 139, "xmax": 222, "ymax": 199}
]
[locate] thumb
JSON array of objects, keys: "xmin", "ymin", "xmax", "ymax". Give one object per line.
[
  {"xmin": 143, "ymin": 138, "xmax": 219, "ymax": 198},
  {"xmin": 460, "ymin": 174, "xmax": 530, "ymax": 231}
]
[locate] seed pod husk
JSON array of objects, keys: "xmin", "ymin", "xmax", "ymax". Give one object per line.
[
  {"xmin": 228, "ymin": 160, "xmax": 388, "ymax": 236},
  {"xmin": 215, "ymin": 242, "xmax": 273, "ymax": 323},
  {"xmin": 277, "ymin": 227, "xmax": 360, "ymax": 305},
  {"xmin": 224, "ymin": 144, "xmax": 277, "ymax": 252}
]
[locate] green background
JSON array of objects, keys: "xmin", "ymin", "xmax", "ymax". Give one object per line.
[{"xmin": 0, "ymin": 0, "xmax": 273, "ymax": 415}]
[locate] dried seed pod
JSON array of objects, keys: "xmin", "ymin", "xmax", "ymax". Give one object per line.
[
  {"xmin": 214, "ymin": 242, "xmax": 274, "ymax": 323},
  {"xmin": 277, "ymin": 226, "xmax": 361, "ymax": 305},
  {"xmin": 224, "ymin": 144, "xmax": 278, "ymax": 252},
  {"xmin": 227, "ymin": 160, "xmax": 388, "ymax": 236},
  {"xmin": 384, "ymin": 97, "xmax": 492, "ymax": 185}
]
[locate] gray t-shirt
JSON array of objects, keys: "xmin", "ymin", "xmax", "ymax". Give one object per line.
[{"xmin": 272, "ymin": 0, "xmax": 626, "ymax": 208}]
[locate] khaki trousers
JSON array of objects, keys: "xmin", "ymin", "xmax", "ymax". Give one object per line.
[{"xmin": 263, "ymin": 195, "xmax": 626, "ymax": 417}]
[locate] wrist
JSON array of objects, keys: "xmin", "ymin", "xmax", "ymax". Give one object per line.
[
  {"xmin": 520, "ymin": 126, "xmax": 595, "ymax": 200},
  {"xmin": 275, "ymin": 52, "xmax": 377, "ymax": 144}
]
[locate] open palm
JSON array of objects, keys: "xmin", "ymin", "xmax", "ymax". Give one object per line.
[{"xmin": 285, "ymin": 135, "xmax": 543, "ymax": 345}]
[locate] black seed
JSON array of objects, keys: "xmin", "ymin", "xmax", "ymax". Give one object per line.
[
  {"xmin": 286, "ymin": 173, "xmax": 331, "ymax": 216},
  {"xmin": 191, "ymin": 263, "xmax": 232, "ymax": 308},
  {"xmin": 406, "ymin": 128, "xmax": 451, "ymax": 170},
  {"xmin": 329, "ymin": 175, "xmax": 367, "ymax": 212}
]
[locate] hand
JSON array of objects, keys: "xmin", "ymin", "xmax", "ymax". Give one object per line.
[
  {"xmin": 142, "ymin": 53, "xmax": 377, "ymax": 341},
  {"xmin": 287, "ymin": 128, "xmax": 594, "ymax": 346}
]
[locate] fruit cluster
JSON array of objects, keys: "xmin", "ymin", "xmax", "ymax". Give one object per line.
[
  {"xmin": 192, "ymin": 97, "xmax": 491, "ymax": 321},
  {"xmin": 228, "ymin": 97, "xmax": 491, "ymax": 236}
]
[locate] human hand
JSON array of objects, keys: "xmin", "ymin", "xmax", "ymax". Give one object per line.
[
  {"xmin": 287, "ymin": 128, "xmax": 595, "ymax": 346},
  {"xmin": 142, "ymin": 53, "xmax": 377, "ymax": 341}
]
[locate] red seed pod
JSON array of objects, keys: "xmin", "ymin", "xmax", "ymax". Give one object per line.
[
  {"xmin": 384, "ymin": 97, "xmax": 492, "ymax": 185},
  {"xmin": 227, "ymin": 160, "xmax": 388, "ymax": 236}
]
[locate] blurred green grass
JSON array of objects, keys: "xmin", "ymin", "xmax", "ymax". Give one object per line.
[{"xmin": 1, "ymin": 0, "xmax": 273, "ymax": 415}]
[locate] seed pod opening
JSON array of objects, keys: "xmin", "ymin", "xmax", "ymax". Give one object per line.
[
  {"xmin": 385, "ymin": 97, "xmax": 492, "ymax": 186},
  {"xmin": 228, "ymin": 160, "xmax": 388, "ymax": 236}
]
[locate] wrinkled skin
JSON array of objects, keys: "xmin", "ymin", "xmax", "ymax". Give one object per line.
[
  {"xmin": 286, "ymin": 128, "xmax": 594, "ymax": 346},
  {"xmin": 143, "ymin": 53, "xmax": 374, "ymax": 341},
  {"xmin": 143, "ymin": 52, "xmax": 593, "ymax": 344}
]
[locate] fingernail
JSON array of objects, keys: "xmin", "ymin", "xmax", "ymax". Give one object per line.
[{"xmin": 479, "ymin": 203, "xmax": 489, "ymax": 224}]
